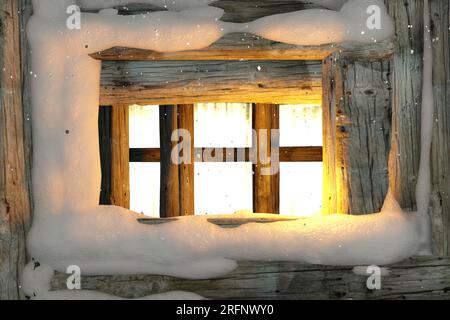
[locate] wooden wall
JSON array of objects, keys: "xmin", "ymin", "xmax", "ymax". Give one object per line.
[
  {"xmin": 385, "ymin": 0, "xmax": 450, "ymax": 256},
  {"xmin": 0, "ymin": 0, "xmax": 448, "ymax": 300},
  {"xmin": 0, "ymin": 0, "xmax": 32, "ymax": 300}
]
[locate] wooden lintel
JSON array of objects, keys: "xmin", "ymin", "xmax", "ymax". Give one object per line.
[{"xmin": 92, "ymin": 35, "xmax": 395, "ymax": 61}]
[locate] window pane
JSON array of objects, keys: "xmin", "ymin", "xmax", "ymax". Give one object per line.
[
  {"xmin": 129, "ymin": 104, "xmax": 160, "ymax": 148},
  {"xmin": 280, "ymin": 162, "xmax": 322, "ymax": 217},
  {"xmin": 130, "ymin": 163, "xmax": 160, "ymax": 217},
  {"xmin": 195, "ymin": 163, "xmax": 252, "ymax": 215},
  {"xmin": 280, "ymin": 104, "xmax": 322, "ymax": 147},
  {"xmin": 194, "ymin": 103, "xmax": 252, "ymax": 148}
]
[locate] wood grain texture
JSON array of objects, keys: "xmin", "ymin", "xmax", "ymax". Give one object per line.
[
  {"xmin": 98, "ymin": 106, "xmax": 112, "ymax": 205},
  {"xmin": 51, "ymin": 256, "xmax": 450, "ymax": 300},
  {"xmin": 100, "ymin": 60, "xmax": 323, "ymax": 105},
  {"xmin": 429, "ymin": 0, "xmax": 450, "ymax": 256},
  {"xmin": 177, "ymin": 105, "xmax": 195, "ymax": 216},
  {"xmin": 130, "ymin": 147, "xmax": 323, "ymax": 163},
  {"xmin": 385, "ymin": 0, "xmax": 424, "ymax": 212},
  {"xmin": 159, "ymin": 105, "xmax": 180, "ymax": 218},
  {"xmin": 323, "ymin": 54, "xmax": 392, "ymax": 215},
  {"xmin": 252, "ymin": 104, "xmax": 280, "ymax": 214},
  {"xmin": 93, "ymin": 34, "xmax": 395, "ymax": 62},
  {"xmin": 0, "ymin": 0, "xmax": 32, "ymax": 300},
  {"xmin": 110, "ymin": 105, "xmax": 130, "ymax": 208}
]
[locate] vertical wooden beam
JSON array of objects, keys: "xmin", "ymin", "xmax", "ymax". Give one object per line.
[
  {"xmin": 322, "ymin": 53, "xmax": 341, "ymax": 215},
  {"xmin": 429, "ymin": 0, "xmax": 450, "ymax": 256},
  {"xmin": 252, "ymin": 104, "xmax": 280, "ymax": 214},
  {"xmin": 0, "ymin": 0, "xmax": 32, "ymax": 299},
  {"xmin": 322, "ymin": 54, "xmax": 392, "ymax": 215},
  {"xmin": 98, "ymin": 106, "xmax": 112, "ymax": 205},
  {"xmin": 385, "ymin": 0, "xmax": 424, "ymax": 211},
  {"xmin": 177, "ymin": 104, "xmax": 195, "ymax": 216},
  {"xmin": 110, "ymin": 105, "xmax": 130, "ymax": 208},
  {"xmin": 160, "ymin": 105, "xmax": 180, "ymax": 217},
  {"xmin": 159, "ymin": 105, "xmax": 195, "ymax": 217}
]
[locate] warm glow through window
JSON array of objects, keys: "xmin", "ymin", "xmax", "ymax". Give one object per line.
[
  {"xmin": 194, "ymin": 103, "xmax": 253, "ymax": 214},
  {"xmin": 280, "ymin": 104, "xmax": 323, "ymax": 217},
  {"xmin": 129, "ymin": 105, "xmax": 160, "ymax": 216}
]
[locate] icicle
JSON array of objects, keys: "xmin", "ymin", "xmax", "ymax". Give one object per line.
[{"xmin": 415, "ymin": 0, "xmax": 434, "ymax": 216}]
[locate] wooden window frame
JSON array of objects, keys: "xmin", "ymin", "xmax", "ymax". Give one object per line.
[
  {"xmin": 126, "ymin": 103, "xmax": 323, "ymax": 216},
  {"xmin": 98, "ymin": 40, "xmax": 394, "ymax": 218}
]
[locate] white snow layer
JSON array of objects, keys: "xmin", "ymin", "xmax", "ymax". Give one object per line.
[
  {"xmin": 22, "ymin": 0, "xmax": 432, "ymax": 299},
  {"xmin": 77, "ymin": 0, "xmax": 347, "ymax": 11}
]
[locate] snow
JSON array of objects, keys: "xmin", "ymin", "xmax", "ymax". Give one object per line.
[
  {"xmin": 22, "ymin": 0, "xmax": 432, "ymax": 299},
  {"xmin": 77, "ymin": 0, "xmax": 346, "ymax": 11},
  {"xmin": 247, "ymin": 0, "xmax": 394, "ymax": 45}
]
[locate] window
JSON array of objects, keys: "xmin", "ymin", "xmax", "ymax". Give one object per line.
[{"xmin": 120, "ymin": 103, "xmax": 322, "ymax": 217}]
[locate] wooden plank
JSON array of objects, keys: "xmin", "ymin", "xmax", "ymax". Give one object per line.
[
  {"xmin": 252, "ymin": 104, "xmax": 280, "ymax": 214},
  {"xmin": 98, "ymin": 106, "xmax": 112, "ymax": 205},
  {"xmin": 429, "ymin": 0, "xmax": 450, "ymax": 256},
  {"xmin": 177, "ymin": 105, "xmax": 195, "ymax": 216},
  {"xmin": 51, "ymin": 256, "xmax": 450, "ymax": 300},
  {"xmin": 322, "ymin": 55, "xmax": 392, "ymax": 215},
  {"xmin": 93, "ymin": 34, "xmax": 395, "ymax": 62},
  {"xmin": 385, "ymin": 0, "xmax": 424, "ymax": 211},
  {"xmin": 322, "ymin": 53, "xmax": 340, "ymax": 215},
  {"xmin": 0, "ymin": 0, "xmax": 32, "ymax": 300},
  {"xmin": 130, "ymin": 147, "xmax": 323, "ymax": 163},
  {"xmin": 159, "ymin": 105, "xmax": 195, "ymax": 217},
  {"xmin": 110, "ymin": 105, "xmax": 130, "ymax": 208},
  {"xmin": 159, "ymin": 105, "xmax": 180, "ymax": 218},
  {"xmin": 100, "ymin": 60, "xmax": 323, "ymax": 106}
]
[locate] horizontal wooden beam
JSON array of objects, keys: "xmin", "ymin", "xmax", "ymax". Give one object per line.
[
  {"xmin": 130, "ymin": 147, "xmax": 323, "ymax": 163},
  {"xmin": 51, "ymin": 256, "xmax": 450, "ymax": 299},
  {"xmin": 93, "ymin": 34, "xmax": 395, "ymax": 61},
  {"xmin": 100, "ymin": 60, "xmax": 322, "ymax": 106}
]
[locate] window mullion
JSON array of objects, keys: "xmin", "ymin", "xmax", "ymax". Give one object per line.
[{"xmin": 252, "ymin": 103, "xmax": 280, "ymax": 214}]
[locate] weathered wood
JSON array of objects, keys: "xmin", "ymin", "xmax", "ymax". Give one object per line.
[
  {"xmin": 93, "ymin": 35, "xmax": 395, "ymax": 62},
  {"xmin": 51, "ymin": 256, "xmax": 450, "ymax": 300},
  {"xmin": 100, "ymin": 60, "xmax": 322, "ymax": 105},
  {"xmin": 130, "ymin": 147, "xmax": 323, "ymax": 163},
  {"xmin": 110, "ymin": 105, "xmax": 130, "ymax": 208},
  {"xmin": 322, "ymin": 53, "xmax": 340, "ymax": 215},
  {"xmin": 19, "ymin": 0, "xmax": 33, "ymax": 214},
  {"xmin": 177, "ymin": 105, "xmax": 195, "ymax": 216},
  {"xmin": 159, "ymin": 105, "xmax": 180, "ymax": 218},
  {"xmin": 252, "ymin": 104, "xmax": 280, "ymax": 214},
  {"xmin": 159, "ymin": 105, "xmax": 196, "ymax": 217},
  {"xmin": 385, "ymin": 0, "xmax": 424, "ymax": 212},
  {"xmin": 99, "ymin": 106, "xmax": 112, "ymax": 205},
  {"xmin": 429, "ymin": 0, "xmax": 450, "ymax": 256},
  {"xmin": 322, "ymin": 54, "xmax": 392, "ymax": 215},
  {"xmin": 0, "ymin": 0, "xmax": 32, "ymax": 299}
]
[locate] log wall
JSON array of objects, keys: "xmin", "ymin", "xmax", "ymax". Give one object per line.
[
  {"xmin": 51, "ymin": 256, "xmax": 450, "ymax": 300},
  {"xmin": 0, "ymin": 0, "xmax": 32, "ymax": 300},
  {"xmin": 0, "ymin": 0, "xmax": 448, "ymax": 299}
]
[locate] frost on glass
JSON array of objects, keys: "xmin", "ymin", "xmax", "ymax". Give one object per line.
[
  {"xmin": 280, "ymin": 162, "xmax": 323, "ymax": 217},
  {"xmin": 130, "ymin": 163, "xmax": 160, "ymax": 217},
  {"xmin": 195, "ymin": 103, "xmax": 252, "ymax": 148},
  {"xmin": 129, "ymin": 105, "xmax": 160, "ymax": 148},
  {"xmin": 195, "ymin": 103, "xmax": 253, "ymax": 215},
  {"xmin": 279, "ymin": 104, "xmax": 323, "ymax": 216},
  {"xmin": 279, "ymin": 104, "xmax": 322, "ymax": 147},
  {"xmin": 129, "ymin": 105, "xmax": 160, "ymax": 216},
  {"xmin": 195, "ymin": 163, "xmax": 253, "ymax": 215}
]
